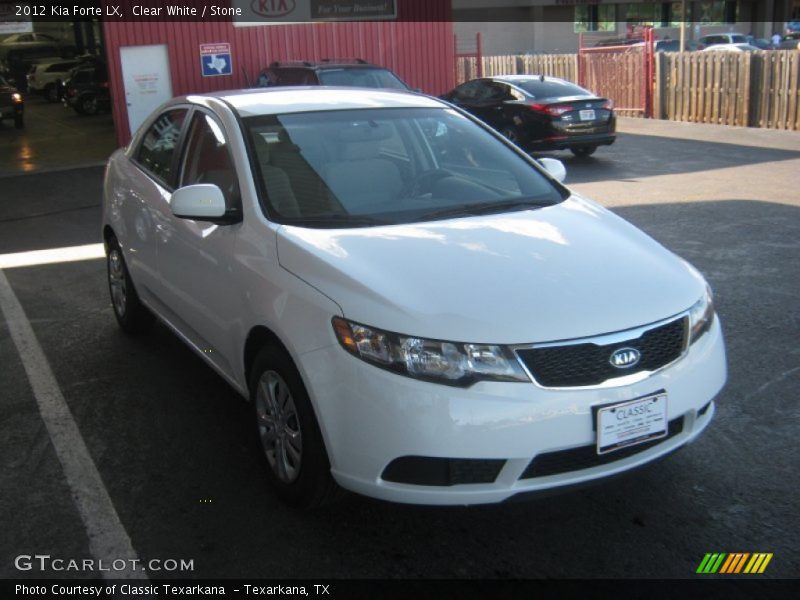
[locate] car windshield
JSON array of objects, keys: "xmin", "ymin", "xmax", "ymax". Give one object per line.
[
  {"xmin": 244, "ymin": 107, "xmax": 565, "ymax": 228},
  {"xmin": 513, "ymin": 79, "xmax": 590, "ymax": 99},
  {"xmin": 317, "ymin": 68, "xmax": 408, "ymax": 90}
]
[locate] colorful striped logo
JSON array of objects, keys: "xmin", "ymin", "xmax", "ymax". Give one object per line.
[{"xmin": 696, "ymin": 553, "xmax": 773, "ymax": 574}]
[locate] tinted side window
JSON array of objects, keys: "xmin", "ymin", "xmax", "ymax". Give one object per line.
[
  {"xmin": 180, "ymin": 113, "xmax": 240, "ymax": 209},
  {"xmin": 457, "ymin": 80, "xmax": 489, "ymax": 102},
  {"xmin": 276, "ymin": 69, "xmax": 315, "ymax": 85},
  {"xmin": 485, "ymin": 82, "xmax": 511, "ymax": 101},
  {"xmin": 136, "ymin": 109, "xmax": 188, "ymax": 185},
  {"xmin": 257, "ymin": 70, "xmax": 278, "ymax": 87},
  {"xmin": 453, "ymin": 80, "xmax": 483, "ymax": 102}
]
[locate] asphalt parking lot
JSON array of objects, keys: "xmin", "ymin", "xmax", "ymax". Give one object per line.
[{"xmin": 0, "ymin": 112, "xmax": 798, "ymax": 581}]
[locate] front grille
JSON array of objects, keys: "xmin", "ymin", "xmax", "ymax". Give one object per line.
[
  {"xmin": 381, "ymin": 456, "xmax": 505, "ymax": 487},
  {"xmin": 520, "ymin": 416, "xmax": 684, "ymax": 479},
  {"xmin": 516, "ymin": 317, "xmax": 687, "ymax": 388}
]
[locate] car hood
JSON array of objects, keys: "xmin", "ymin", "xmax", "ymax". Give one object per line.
[{"xmin": 276, "ymin": 196, "xmax": 706, "ymax": 344}]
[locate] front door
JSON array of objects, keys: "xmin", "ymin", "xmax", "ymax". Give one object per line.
[
  {"xmin": 156, "ymin": 110, "xmax": 243, "ymax": 379},
  {"xmin": 120, "ymin": 44, "xmax": 173, "ymax": 136}
]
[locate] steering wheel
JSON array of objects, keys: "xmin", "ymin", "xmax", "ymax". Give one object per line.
[{"xmin": 400, "ymin": 168, "xmax": 454, "ymax": 199}]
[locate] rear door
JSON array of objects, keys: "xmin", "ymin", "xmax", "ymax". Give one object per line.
[{"xmin": 121, "ymin": 108, "xmax": 189, "ymax": 301}]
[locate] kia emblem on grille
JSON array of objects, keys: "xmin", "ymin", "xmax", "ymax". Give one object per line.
[{"xmin": 609, "ymin": 347, "xmax": 641, "ymax": 369}]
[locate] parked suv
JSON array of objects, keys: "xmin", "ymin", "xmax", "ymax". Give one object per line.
[
  {"xmin": 256, "ymin": 59, "xmax": 409, "ymax": 90},
  {"xmin": 0, "ymin": 40, "xmax": 75, "ymax": 92},
  {"xmin": 63, "ymin": 60, "xmax": 109, "ymax": 115},
  {"xmin": 27, "ymin": 58, "xmax": 79, "ymax": 102},
  {"xmin": 698, "ymin": 33, "xmax": 748, "ymax": 49}
]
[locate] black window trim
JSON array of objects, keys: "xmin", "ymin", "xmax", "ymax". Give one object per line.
[
  {"xmin": 175, "ymin": 106, "xmax": 243, "ymax": 225},
  {"xmin": 130, "ymin": 105, "xmax": 193, "ymax": 192}
]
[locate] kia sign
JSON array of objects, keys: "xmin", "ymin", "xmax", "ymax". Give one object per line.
[{"xmin": 233, "ymin": 0, "xmax": 396, "ymax": 25}]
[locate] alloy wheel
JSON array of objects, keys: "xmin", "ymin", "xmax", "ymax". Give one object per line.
[
  {"xmin": 255, "ymin": 370, "xmax": 303, "ymax": 483},
  {"xmin": 108, "ymin": 249, "xmax": 127, "ymax": 317}
]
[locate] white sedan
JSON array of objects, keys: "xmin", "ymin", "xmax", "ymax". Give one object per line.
[
  {"xmin": 700, "ymin": 43, "xmax": 761, "ymax": 52},
  {"xmin": 102, "ymin": 88, "xmax": 726, "ymax": 507}
]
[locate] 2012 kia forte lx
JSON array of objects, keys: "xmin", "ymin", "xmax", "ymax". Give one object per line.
[{"xmin": 102, "ymin": 87, "xmax": 726, "ymax": 508}]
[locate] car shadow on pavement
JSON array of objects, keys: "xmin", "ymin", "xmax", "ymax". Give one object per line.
[
  {"xmin": 0, "ymin": 166, "xmax": 104, "ymax": 255},
  {"xmin": 1, "ymin": 198, "xmax": 791, "ymax": 578},
  {"xmin": 532, "ymin": 132, "xmax": 800, "ymax": 184}
]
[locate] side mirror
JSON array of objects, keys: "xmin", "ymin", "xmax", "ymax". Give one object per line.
[
  {"xmin": 538, "ymin": 157, "xmax": 567, "ymax": 183},
  {"xmin": 171, "ymin": 184, "xmax": 226, "ymax": 220}
]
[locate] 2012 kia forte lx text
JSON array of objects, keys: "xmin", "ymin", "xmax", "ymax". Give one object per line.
[{"xmin": 102, "ymin": 87, "xmax": 726, "ymax": 507}]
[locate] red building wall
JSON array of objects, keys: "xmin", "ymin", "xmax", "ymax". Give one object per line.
[{"xmin": 103, "ymin": 2, "xmax": 454, "ymax": 146}]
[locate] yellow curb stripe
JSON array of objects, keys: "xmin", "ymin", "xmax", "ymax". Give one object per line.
[
  {"xmin": 743, "ymin": 554, "xmax": 759, "ymax": 573},
  {"xmin": 758, "ymin": 553, "xmax": 773, "ymax": 574},
  {"xmin": 748, "ymin": 553, "xmax": 766, "ymax": 573}
]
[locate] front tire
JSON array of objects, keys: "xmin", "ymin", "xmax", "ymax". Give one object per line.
[
  {"xmin": 13, "ymin": 113, "xmax": 23, "ymax": 129},
  {"xmin": 571, "ymin": 145, "xmax": 597, "ymax": 157},
  {"xmin": 106, "ymin": 237, "xmax": 154, "ymax": 334},
  {"xmin": 250, "ymin": 345, "xmax": 343, "ymax": 509}
]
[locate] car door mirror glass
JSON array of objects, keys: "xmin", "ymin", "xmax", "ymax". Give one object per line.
[
  {"xmin": 171, "ymin": 184, "xmax": 227, "ymax": 220},
  {"xmin": 538, "ymin": 157, "xmax": 567, "ymax": 183}
]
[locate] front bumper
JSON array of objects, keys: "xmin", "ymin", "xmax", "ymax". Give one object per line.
[
  {"xmin": 298, "ymin": 317, "xmax": 727, "ymax": 505},
  {"xmin": 529, "ymin": 132, "xmax": 617, "ymax": 151},
  {"xmin": 0, "ymin": 104, "xmax": 22, "ymax": 120}
]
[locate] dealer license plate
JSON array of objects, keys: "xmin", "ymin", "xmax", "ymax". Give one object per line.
[
  {"xmin": 579, "ymin": 109, "xmax": 596, "ymax": 121},
  {"xmin": 596, "ymin": 393, "xmax": 668, "ymax": 455}
]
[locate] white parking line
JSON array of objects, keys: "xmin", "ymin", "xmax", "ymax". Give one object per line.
[
  {"xmin": 0, "ymin": 268, "xmax": 147, "ymax": 580},
  {"xmin": 0, "ymin": 243, "xmax": 105, "ymax": 269}
]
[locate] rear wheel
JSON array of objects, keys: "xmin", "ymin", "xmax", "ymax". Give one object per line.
[
  {"xmin": 79, "ymin": 95, "xmax": 98, "ymax": 116},
  {"xmin": 250, "ymin": 345, "xmax": 343, "ymax": 509},
  {"xmin": 571, "ymin": 145, "xmax": 597, "ymax": 158},
  {"xmin": 106, "ymin": 237, "xmax": 154, "ymax": 334},
  {"xmin": 45, "ymin": 83, "xmax": 60, "ymax": 103}
]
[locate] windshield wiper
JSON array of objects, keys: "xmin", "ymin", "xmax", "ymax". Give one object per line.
[
  {"xmin": 280, "ymin": 213, "xmax": 391, "ymax": 228},
  {"xmin": 413, "ymin": 199, "xmax": 551, "ymax": 222}
]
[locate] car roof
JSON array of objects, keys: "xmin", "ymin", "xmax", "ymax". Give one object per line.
[
  {"xmin": 267, "ymin": 60, "xmax": 380, "ymax": 70},
  {"xmin": 490, "ymin": 75, "xmax": 568, "ymax": 83},
  {"xmin": 182, "ymin": 87, "xmax": 444, "ymax": 117}
]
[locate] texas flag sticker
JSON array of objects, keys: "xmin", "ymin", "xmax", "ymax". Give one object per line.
[{"xmin": 200, "ymin": 43, "xmax": 233, "ymax": 77}]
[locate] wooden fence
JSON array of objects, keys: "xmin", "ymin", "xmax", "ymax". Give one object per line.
[
  {"xmin": 456, "ymin": 51, "xmax": 800, "ymax": 130},
  {"xmin": 457, "ymin": 54, "xmax": 577, "ymax": 86},
  {"xmin": 655, "ymin": 50, "xmax": 800, "ymax": 129},
  {"xmin": 581, "ymin": 50, "xmax": 648, "ymax": 116}
]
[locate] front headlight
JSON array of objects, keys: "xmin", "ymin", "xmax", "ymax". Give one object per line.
[
  {"xmin": 332, "ymin": 317, "xmax": 530, "ymax": 386},
  {"xmin": 11, "ymin": 92, "xmax": 23, "ymax": 104},
  {"xmin": 688, "ymin": 285, "xmax": 715, "ymax": 343}
]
